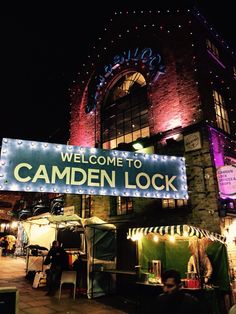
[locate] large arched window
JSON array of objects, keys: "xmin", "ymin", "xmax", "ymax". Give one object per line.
[{"xmin": 101, "ymin": 71, "xmax": 149, "ymax": 149}]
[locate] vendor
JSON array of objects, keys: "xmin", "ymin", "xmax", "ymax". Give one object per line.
[
  {"xmin": 43, "ymin": 240, "xmax": 69, "ymax": 296},
  {"xmin": 1, "ymin": 236, "xmax": 9, "ymax": 256},
  {"xmin": 187, "ymin": 238, "xmax": 213, "ymax": 284}
]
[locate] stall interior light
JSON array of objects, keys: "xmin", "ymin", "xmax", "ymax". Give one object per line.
[
  {"xmin": 128, "ymin": 232, "xmax": 189, "ymax": 242},
  {"xmin": 11, "ymin": 221, "xmax": 18, "ymax": 228},
  {"xmin": 154, "ymin": 235, "xmax": 159, "ymax": 242},
  {"xmin": 132, "ymin": 142, "xmax": 144, "ymax": 150},
  {"xmin": 131, "ymin": 232, "xmax": 143, "ymax": 241}
]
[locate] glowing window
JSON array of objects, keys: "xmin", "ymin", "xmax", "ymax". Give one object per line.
[
  {"xmin": 162, "ymin": 199, "xmax": 188, "ymax": 209},
  {"xmin": 110, "ymin": 196, "xmax": 134, "ymax": 216},
  {"xmin": 101, "ymin": 71, "xmax": 149, "ymax": 149},
  {"xmin": 233, "ymin": 66, "xmax": 236, "ymax": 78},
  {"xmin": 81, "ymin": 195, "xmax": 91, "ymax": 218},
  {"xmin": 213, "ymin": 90, "xmax": 230, "ymax": 134},
  {"xmin": 206, "ymin": 39, "xmax": 219, "ymax": 59}
]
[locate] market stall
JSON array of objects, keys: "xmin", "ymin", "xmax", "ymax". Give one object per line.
[
  {"xmin": 21, "ymin": 213, "xmax": 80, "ymax": 275},
  {"xmin": 83, "ymin": 218, "xmax": 117, "ymax": 298},
  {"xmin": 21, "ymin": 213, "xmax": 117, "ymax": 298},
  {"xmin": 127, "ymin": 224, "xmax": 231, "ymax": 314}
]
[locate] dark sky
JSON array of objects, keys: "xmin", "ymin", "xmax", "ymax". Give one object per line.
[{"xmin": 0, "ymin": 2, "xmax": 235, "ymax": 146}]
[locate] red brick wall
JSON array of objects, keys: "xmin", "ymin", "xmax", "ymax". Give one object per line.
[
  {"xmin": 150, "ymin": 37, "xmax": 201, "ymax": 135},
  {"xmin": 70, "ymin": 84, "xmax": 95, "ymax": 147}
]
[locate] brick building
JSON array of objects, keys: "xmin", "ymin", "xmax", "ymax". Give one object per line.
[{"xmin": 68, "ymin": 8, "xmax": 236, "ymax": 270}]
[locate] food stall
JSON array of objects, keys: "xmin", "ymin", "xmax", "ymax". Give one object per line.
[{"xmin": 127, "ymin": 224, "xmax": 231, "ymax": 314}]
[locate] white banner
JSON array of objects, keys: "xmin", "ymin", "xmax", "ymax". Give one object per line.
[{"xmin": 217, "ymin": 165, "xmax": 236, "ymax": 198}]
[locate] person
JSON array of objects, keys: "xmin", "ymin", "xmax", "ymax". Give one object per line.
[
  {"xmin": 187, "ymin": 238, "xmax": 213, "ymax": 284},
  {"xmin": 156, "ymin": 269, "xmax": 202, "ymax": 314},
  {"xmin": 43, "ymin": 240, "xmax": 69, "ymax": 296},
  {"xmin": 1, "ymin": 236, "xmax": 9, "ymax": 256},
  {"xmin": 72, "ymin": 252, "xmax": 83, "ymax": 287},
  {"xmin": 72, "ymin": 252, "xmax": 87, "ymax": 292}
]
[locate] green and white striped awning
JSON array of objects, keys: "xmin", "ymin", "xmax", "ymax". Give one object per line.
[{"xmin": 128, "ymin": 224, "xmax": 226, "ymax": 243}]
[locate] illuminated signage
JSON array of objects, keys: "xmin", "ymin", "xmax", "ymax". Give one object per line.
[
  {"xmin": 217, "ymin": 165, "xmax": 236, "ymax": 199},
  {"xmin": 86, "ymin": 47, "xmax": 165, "ymax": 113},
  {"xmin": 0, "ymin": 138, "xmax": 188, "ymax": 199}
]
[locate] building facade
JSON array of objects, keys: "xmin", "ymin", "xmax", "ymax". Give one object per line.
[{"xmin": 68, "ymin": 8, "xmax": 236, "ymax": 271}]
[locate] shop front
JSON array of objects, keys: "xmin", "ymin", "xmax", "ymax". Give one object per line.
[{"xmin": 128, "ymin": 224, "xmax": 231, "ymax": 314}]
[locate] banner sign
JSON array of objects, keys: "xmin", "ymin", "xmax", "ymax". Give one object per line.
[
  {"xmin": 0, "ymin": 138, "xmax": 188, "ymax": 199},
  {"xmin": 217, "ymin": 165, "xmax": 236, "ymax": 199}
]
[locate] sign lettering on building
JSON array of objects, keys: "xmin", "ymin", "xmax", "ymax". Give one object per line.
[
  {"xmin": 86, "ymin": 47, "xmax": 165, "ymax": 113},
  {"xmin": 0, "ymin": 138, "xmax": 188, "ymax": 199},
  {"xmin": 184, "ymin": 132, "xmax": 202, "ymax": 152}
]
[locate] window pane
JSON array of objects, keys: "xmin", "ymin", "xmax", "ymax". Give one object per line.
[
  {"xmin": 103, "ymin": 141, "xmax": 109, "ymax": 149},
  {"xmin": 132, "ymin": 118, "xmax": 140, "ymax": 131},
  {"xmin": 110, "ymin": 139, "xmax": 117, "ymax": 149},
  {"xmin": 133, "ymin": 130, "xmax": 141, "ymax": 141},
  {"xmin": 125, "ymin": 133, "xmax": 132, "ymax": 143},
  {"xmin": 101, "ymin": 72, "xmax": 148, "ymax": 149},
  {"xmin": 162, "ymin": 199, "xmax": 169, "ymax": 208},
  {"xmin": 124, "ymin": 110, "xmax": 131, "ymax": 121},
  {"xmin": 132, "ymin": 106, "xmax": 140, "ymax": 118},
  {"xmin": 213, "ymin": 90, "xmax": 230, "ymax": 134},
  {"xmin": 141, "ymin": 127, "xmax": 150, "ymax": 137},
  {"xmin": 117, "ymin": 136, "xmax": 124, "ymax": 145},
  {"xmin": 140, "ymin": 113, "xmax": 149, "ymax": 127},
  {"xmin": 125, "ymin": 121, "xmax": 132, "ymax": 134}
]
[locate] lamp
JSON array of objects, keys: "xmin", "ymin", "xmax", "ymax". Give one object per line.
[{"xmin": 132, "ymin": 142, "xmax": 144, "ymax": 150}]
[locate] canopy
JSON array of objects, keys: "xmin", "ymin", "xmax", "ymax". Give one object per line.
[
  {"xmin": 22, "ymin": 213, "xmax": 56, "ymax": 249},
  {"xmin": 82, "ymin": 216, "xmax": 116, "ymax": 230},
  {"xmin": 23, "ymin": 213, "xmax": 82, "ymax": 226},
  {"xmin": 22, "ymin": 213, "xmax": 117, "ymax": 298},
  {"xmin": 128, "ymin": 224, "xmax": 230, "ymax": 292},
  {"xmin": 48, "ymin": 214, "xmax": 82, "ymax": 224},
  {"xmin": 128, "ymin": 224, "xmax": 226, "ymax": 243},
  {"xmin": 22, "ymin": 213, "xmax": 83, "ymax": 249}
]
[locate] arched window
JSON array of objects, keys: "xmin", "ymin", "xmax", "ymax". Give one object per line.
[{"xmin": 101, "ymin": 71, "xmax": 149, "ymax": 149}]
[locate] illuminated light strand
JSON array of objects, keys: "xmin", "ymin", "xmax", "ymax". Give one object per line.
[
  {"xmin": 71, "ymin": 8, "xmax": 235, "ymax": 94},
  {"xmin": 0, "ymin": 138, "xmax": 188, "ymax": 200}
]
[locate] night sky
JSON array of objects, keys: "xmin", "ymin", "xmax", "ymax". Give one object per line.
[{"xmin": 0, "ymin": 2, "xmax": 235, "ymax": 146}]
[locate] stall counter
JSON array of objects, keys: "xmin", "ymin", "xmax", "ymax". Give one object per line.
[{"xmin": 135, "ymin": 281, "xmax": 222, "ymax": 314}]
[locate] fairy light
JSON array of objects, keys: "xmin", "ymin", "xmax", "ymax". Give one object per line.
[
  {"xmin": 11, "ymin": 221, "xmax": 18, "ymax": 228},
  {"xmin": 154, "ymin": 235, "xmax": 159, "ymax": 242},
  {"xmin": 183, "ymin": 231, "xmax": 189, "ymax": 237},
  {"xmin": 132, "ymin": 232, "xmax": 143, "ymax": 241}
]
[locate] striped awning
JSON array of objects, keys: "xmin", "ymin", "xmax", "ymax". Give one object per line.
[{"xmin": 128, "ymin": 224, "xmax": 226, "ymax": 243}]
